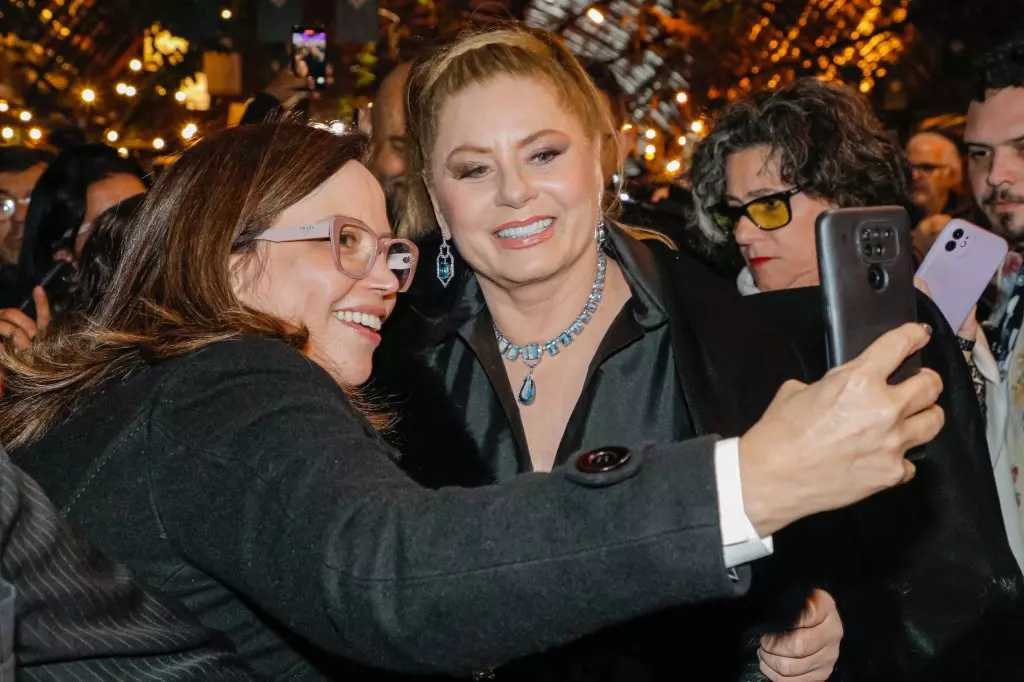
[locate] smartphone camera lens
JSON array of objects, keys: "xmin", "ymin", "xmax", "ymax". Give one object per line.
[
  {"xmin": 862, "ymin": 243, "xmax": 873, "ymax": 257},
  {"xmin": 867, "ymin": 264, "xmax": 887, "ymax": 291},
  {"xmin": 952, "ymin": 228, "xmax": 965, "ymax": 240},
  {"xmin": 874, "ymin": 245, "xmax": 883, "ymax": 256},
  {"xmin": 883, "ymin": 229, "xmax": 892, "ymax": 238},
  {"xmin": 945, "ymin": 240, "xmax": 957, "ymax": 252}
]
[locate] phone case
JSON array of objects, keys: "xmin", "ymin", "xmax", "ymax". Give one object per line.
[
  {"xmin": 18, "ymin": 259, "xmax": 74, "ymax": 320},
  {"xmin": 916, "ymin": 219, "xmax": 1008, "ymax": 332},
  {"xmin": 816, "ymin": 206, "xmax": 919, "ymax": 383}
]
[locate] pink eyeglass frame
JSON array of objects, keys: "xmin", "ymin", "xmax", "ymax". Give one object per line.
[{"xmin": 257, "ymin": 215, "xmax": 419, "ymax": 292}]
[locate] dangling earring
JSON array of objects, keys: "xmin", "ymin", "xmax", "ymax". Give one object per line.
[
  {"xmin": 594, "ymin": 193, "xmax": 607, "ymax": 244},
  {"xmin": 436, "ymin": 235, "xmax": 455, "ymax": 288}
]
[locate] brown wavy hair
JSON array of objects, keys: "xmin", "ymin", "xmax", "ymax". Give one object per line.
[
  {"xmin": 690, "ymin": 78, "xmax": 912, "ymax": 243},
  {"xmin": 400, "ymin": 23, "xmax": 621, "ymax": 240},
  {"xmin": 0, "ymin": 123, "xmax": 376, "ymax": 449}
]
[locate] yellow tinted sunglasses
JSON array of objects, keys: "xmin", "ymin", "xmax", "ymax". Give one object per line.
[{"xmin": 710, "ymin": 187, "xmax": 803, "ymax": 232}]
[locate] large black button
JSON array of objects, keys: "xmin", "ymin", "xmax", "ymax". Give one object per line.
[
  {"xmin": 576, "ymin": 446, "xmax": 631, "ymax": 474},
  {"xmin": 566, "ymin": 445, "xmax": 641, "ymax": 488}
]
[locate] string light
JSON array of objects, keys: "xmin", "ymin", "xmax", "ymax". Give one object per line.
[
  {"xmin": 124, "ymin": 86, "xmax": 137, "ymax": 97},
  {"xmin": 181, "ymin": 123, "xmax": 198, "ymax": 140},
  {"xmin": 221, "ymin": 9, "xmax": 233, "ymax": 20},
  {"xmin": 81, "ymin": 88, "xmax": 96, "ymax": 103},
  {"xmin": 677, "ymin": 136, "xmax": 687, "ymax": 146},
  {"xmin": 621, "ymin": 123, "xmax": 633, "ymax": 131},
  {"xmin": 118, "ymin": 147, "xmax": 129, "ymax": 158},
  {"xmin": 666, "ymin": 160, "xmax": 681, "ymax": 173},
  {"xmin": 1, "ymin": 128, "xmax": 13, "ymax": 141},
  {"xmin": 644, "ymin": 129, "xmax": 657, "ymax": 140},
  {"xmin": 586, "ymin": 8, "xmax": 604, "ymax": 24},
  {"xmin": 152, "ymin": 137, "xmax": 166, "ymax": 150},
  {"xmin": 106, "ymin": 130, "xmax": 119, "ymax": 143},
  {"xmin": 28, "ymin": 128, "xmax": 42, "ymax": 141},
  {"xmin": 129, "ymin": 59, "xmax": 142, "ymax": 72},
  {"xmin": 644, "ymin": 143, "xmax": 656, "ymax": 157},
  {"xmin": 675, "ymin": 91, "xmax": 689, "ymax": 104},
  {"xmin": 116, "ymin": 83, "xmax": 127, "ymax": 95},
  {"xmin": 174, "ymin": 91, "xmax": 187, "ymax": 103},
  {"xmin": 0, "ymin": 101, "xmax": 7, "ymax": 113},
  {"xmin": 690, "ymin": 121, "xmax": 705, "ymax": 134},
  {"xmin": 18, "ymin": 111, "xmax": 32, "ymax": 122}
]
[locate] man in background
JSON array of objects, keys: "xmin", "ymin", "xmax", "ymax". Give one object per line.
[
  {"xmin": 964, "ymin": 36, "xmax": 1024, "ymax": 558},
  {"xmin": 368, "ymin": 62, "xmax": 412, "ymax": 224},
  {"xmin": 907, "ymin": 131, "xmax": 970, "ymax": 260},
  {"xmin": 0, "ymin": 148, "xmax": 51, "ymax": 271},
  {"xmin": 907, "ymin": 131, "xmax": 965, "ymax": 219}
]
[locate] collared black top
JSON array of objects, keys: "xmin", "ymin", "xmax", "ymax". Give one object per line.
[{"xmin": 414, "ymin": 229, "xmax": 693, "ymax": 478}]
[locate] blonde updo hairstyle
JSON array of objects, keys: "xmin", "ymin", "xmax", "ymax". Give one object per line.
[{"xmin": 401, "ymin": 23, "xmax": 622, "ymax": 240}]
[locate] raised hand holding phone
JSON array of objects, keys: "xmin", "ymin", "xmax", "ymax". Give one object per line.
[
  {"xmin": 916, "ymin": 219, "xmax": 1008, "ymax": 333},
  {"xmin": 816, "ymin": 206, "xmax": 920, "ymax": 382},
  {"xmin": 263, "ymin": 61, "xmax": 313, "ymax": 109},
  {"xmin": 291, "ymin": 26, "xmax": 329, "ymax": 91}
]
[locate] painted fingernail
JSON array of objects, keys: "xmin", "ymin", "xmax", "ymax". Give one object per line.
[{"xmin": 921, "ymin": 323, "xmax": 932, "ymax": 336}]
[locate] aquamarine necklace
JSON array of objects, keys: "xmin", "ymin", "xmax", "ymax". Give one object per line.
[{"xmin": 493, "ymin": 250, "xmax": 607, "ymax": 406}]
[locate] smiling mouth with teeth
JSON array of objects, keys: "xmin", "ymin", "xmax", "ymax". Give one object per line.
[
  {"xmin": 496, "ymin": 218, "xmax": 555, "ymax": 239},
  {"xmin": 333, "ymin": 310, "xmax": 383, "ymax": 331}
]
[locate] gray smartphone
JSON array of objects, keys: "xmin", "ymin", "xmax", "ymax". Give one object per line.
[{"xmin": 816, "ymin": 206, "xmax": 919, "ymax": 383}]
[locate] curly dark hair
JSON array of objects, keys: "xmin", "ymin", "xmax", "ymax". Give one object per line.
[
  {"xmin": 690, "ymin": 78, "xmax": 911, "ymax": 243},
  {"xmin": 972, "ymin": 36, "xmax": 1024, "ymax": 101}
]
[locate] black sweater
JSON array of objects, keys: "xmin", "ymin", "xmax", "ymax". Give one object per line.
[{"xmin": 13, "ymin": 335, "xmax": 745, "ymax": 680}]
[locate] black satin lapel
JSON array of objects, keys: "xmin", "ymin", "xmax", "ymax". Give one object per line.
[
  {"xmin": 659, "ymin": 271, "xmax": 724, "ymax": 437},
  {"xmin": 460, "ymin": 312, "xmax": 533, "ymax": 472}
]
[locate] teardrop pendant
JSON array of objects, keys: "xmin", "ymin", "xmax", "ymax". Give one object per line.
[
  {"xmin": 518, "ymin": 373, "xmax": 536, "ymax": 406},
  {"xmin": 436, "ymin": 241, "xmax": 455, "ymax": 288}
]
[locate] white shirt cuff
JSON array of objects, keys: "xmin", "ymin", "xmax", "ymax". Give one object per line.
[{"xmin": 714, "ymin": 437, "xmax": 774, "ymax": 569}]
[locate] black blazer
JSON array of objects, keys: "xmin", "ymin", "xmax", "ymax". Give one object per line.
[
  {"xmin": 0, "ymin": 446, "xmax": 253, "ymax": 680},
  {"xmin": 12, "ymin": 335, "xmax": 758, "ymax": 681},
  {"xmin": 375, "ymin": 230, "xmax": 1024, "ymax": 680}
]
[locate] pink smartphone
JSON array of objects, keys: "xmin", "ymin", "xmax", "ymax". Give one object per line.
[{"xmin": 916, "ymin": 219, "xmax": 1008, "ymax": 331}]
